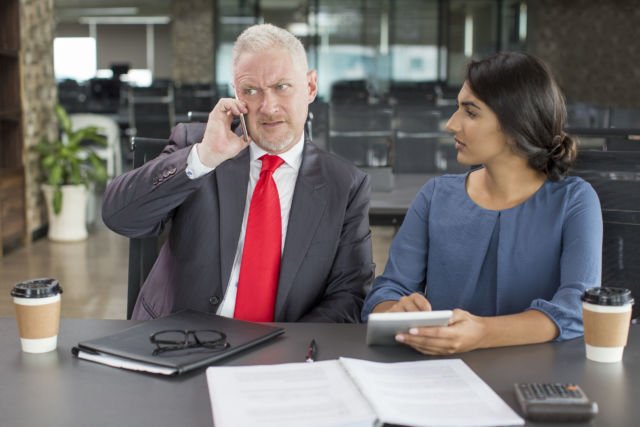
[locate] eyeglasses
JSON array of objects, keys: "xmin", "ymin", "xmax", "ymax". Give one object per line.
[{"xmin": 149, "ymin": 329, "xmax": 230, "ymax": 356}]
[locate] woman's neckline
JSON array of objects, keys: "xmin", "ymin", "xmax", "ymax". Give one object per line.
[{"xmin": 462, "ymin": 167, "xmax": 548, "ymax": 213}]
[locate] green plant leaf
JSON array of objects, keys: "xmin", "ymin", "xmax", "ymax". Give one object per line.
[
  {"xmin": 49, "ymin": 164, "xmax": 63, "ymax": 186},
  {"xmin": 54, "ymin": 104, "xmax": 72, "ymax": 136},
  {"xmin": 88, "ymin": 153, "xmax": 108, "ymax": 183},
  {"xmin": 53, "ymin": 187, "xmax": 63, "ymax": 215}
]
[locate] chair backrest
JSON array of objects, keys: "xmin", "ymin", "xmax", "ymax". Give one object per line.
[
  {"xmin": 572, "ymin": 150, "xmax": 640, "ymax": 321},
  {"xmin": 330, "ymin": 105, "xmax": 393, "ymax": 135},
  {"xmin": 329, "ymin": 134, "xmax": 392, "ymax": 167},
  {"xmin": 394, "ymin": 106, "xmax": 441, "ymax": 134},
  {"xmin": 127, "ymin": 136, "xmax": 169, "ymax": 319},
  {"xmin": 388, "ymin": 81, "xmax": 439, "ymax": 106},
  {"xmin": 70, "ymin": 113, "xmax": 122, "ymax": 178},
  {"xmin": 127, "ymin": 85, "xmax": 176, "ymax": 139}
]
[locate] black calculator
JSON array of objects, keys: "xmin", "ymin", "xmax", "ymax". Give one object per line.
[{"xmin": 514, "ymin": 383, "xmax": 598, "ymax": 422}]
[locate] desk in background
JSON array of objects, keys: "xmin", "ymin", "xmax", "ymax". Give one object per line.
[
  {"xmin": 370, "ymin": 174, "xmax": 434, "ymax": 227},
  {"xmin": 0, "ymin": 318, "xmax": 637, "ymax": 427}
]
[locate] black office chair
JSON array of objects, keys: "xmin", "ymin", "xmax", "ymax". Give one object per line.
[
  {"xmin": 175, "ymin": 83, "xmax": 217, "ymax": 115},
  {"xmin": 388, "ymin": 81, "xmax": 439, "ymax": 106},
  {"xmin": 572, "ymin": 150, "xmax": 640, "ymax": 322},
  {"xmin": 308, "ymin": 100, "xmax": 329, "ymax": 150},
  {"xmin": 126, "ymin": 136, "xmax": 169, "ymax": 319},
  {"xmin": 329, "ymin": 79, "xmax": 371, "ymax": 105},
  {"xmin": 127, "ymin": 84, "xmax": 176, "ymax": 139}
]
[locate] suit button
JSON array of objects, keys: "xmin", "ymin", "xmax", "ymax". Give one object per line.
[{"xmin": 209, "ymin": 296, "xmax": 220, "ymax": 305}]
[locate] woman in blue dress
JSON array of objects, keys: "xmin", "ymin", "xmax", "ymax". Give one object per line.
[{"xmin": 362, "ymin": 52, "xmax": 602, "ymax": 354}]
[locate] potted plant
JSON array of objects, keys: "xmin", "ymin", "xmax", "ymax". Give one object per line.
[{"xmin": 33, "ymin": 104, "xmax": 108, "ymax": 241}]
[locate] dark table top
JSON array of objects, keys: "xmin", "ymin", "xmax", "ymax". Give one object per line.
[{"xmin": 0, "ymin": 318, "xmax": 637, "ymax": 427}]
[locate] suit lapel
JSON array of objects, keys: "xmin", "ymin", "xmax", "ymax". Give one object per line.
[
  {"xmin": 275, "ymin": 140, "xmax": 328, "ymax": 319},
  {"xmin": 216, "ymin": 149, "xmax": 250, "ymax": 294}
]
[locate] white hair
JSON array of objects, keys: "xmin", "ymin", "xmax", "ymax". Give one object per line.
[{"xmin": 232, "ymin": 23, "xmax": 308, "ymax": 72}]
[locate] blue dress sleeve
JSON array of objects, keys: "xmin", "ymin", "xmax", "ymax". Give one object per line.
[
  {"xmin": 361, "ymin": 179, "xmax": 436, "ymax": 320},
  {"xmin": 528, "ymin": 179, "xmax": 603, "ymax": 341}
]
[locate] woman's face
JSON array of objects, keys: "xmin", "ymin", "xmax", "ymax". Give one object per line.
[{"xmin": 446, "ymin": 81, "xmax": 513, "ymax": 166}]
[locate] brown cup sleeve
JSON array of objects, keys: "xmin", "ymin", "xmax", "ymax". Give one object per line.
[
  {"xmin": 583, "ymin": 309, "xmax": 632, "ymax": 347},
  {"xmin": 14, "ymin": 301, "xmax": 61, "ymax": 339}
]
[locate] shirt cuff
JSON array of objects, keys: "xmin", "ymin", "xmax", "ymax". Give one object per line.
[{"xmin": 185, "ymin": 144, "xmax": 215, "ymax": 179}]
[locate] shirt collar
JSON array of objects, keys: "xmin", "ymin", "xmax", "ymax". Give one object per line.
[{"xmin": 249, "ymin": 133, "xmax": 305, "ymax": 171}]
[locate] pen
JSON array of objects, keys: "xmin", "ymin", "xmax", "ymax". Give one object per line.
[{"xmin": 305, "ymin": 339, "xmax": 317, "ymax": 363}]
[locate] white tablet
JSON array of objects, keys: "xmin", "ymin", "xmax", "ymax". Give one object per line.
[{"xmin": 366, "ymin": 310, "xmax": 453, "ymax": 346}]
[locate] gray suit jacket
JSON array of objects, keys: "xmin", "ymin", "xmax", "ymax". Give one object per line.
[{"xmin": 102, "ymin": 122, "xmax": 374, "ymax": 322}]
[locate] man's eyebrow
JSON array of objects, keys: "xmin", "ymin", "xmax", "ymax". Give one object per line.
[
  {"xmin": 460, "ymin": 100, "xmax": 481, "ymax": 110},
  {"xmin": 269, "ymin": 79, "xmax": 293, "ymax": 87}
]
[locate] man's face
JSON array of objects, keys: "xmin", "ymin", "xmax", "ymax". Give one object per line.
[{"xmin": 234, "ymin": 48, "xmax": 317, "ymax": 154}]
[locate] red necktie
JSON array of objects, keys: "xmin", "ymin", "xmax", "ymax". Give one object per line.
[{"xmin": 234, "ymin": 155, "xmax": 285, "ymax": 322}]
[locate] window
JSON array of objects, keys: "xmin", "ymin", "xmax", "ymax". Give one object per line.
[{"xmin": 53, "ymin": 37, "xmax": 96, "ymax": 81}]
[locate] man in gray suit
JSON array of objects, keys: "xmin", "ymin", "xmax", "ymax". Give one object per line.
[{"xmin": 102, "ymin": 24, "xmax": 374, "ymax": 322}]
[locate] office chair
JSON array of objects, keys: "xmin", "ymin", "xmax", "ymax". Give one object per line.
[
  {"xmin": 69, "ymin": 114, "xmax": 123, "ymax": 179},
  {"xmin": 388, "ymin": 81, "xmax": 438, "ymax": 106},
  {"xmin": 127, "ymin": 84, "xmax": 176, "ymax": 139},
  {"xmin": 126, "ymin": 136, "xmax": 169, "ymax": 319},
  {"xmin": 606, "ymin": 108, "xmax": 640, "ymax": 151},
  {"xmin": 308, "ymin": 100, "xmax": 329, "ymax": 150},
  {"xmin": 572, "ymin": 150, "xmax": 640, "ymax": 322},
  {"xmin": 330, "ymin": 79, "xmax": 371, "ymax": 105},
  {"xmin": 175, "ymin": 83, "xmax": 217, "ymax": 115}
]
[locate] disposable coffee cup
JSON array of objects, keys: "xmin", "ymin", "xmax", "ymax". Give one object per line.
[
  {"xmin": 582, "ymin": 287, "xmax": 634, "ymax": 363},
  {"xmin": 11, "ymin": 278, "xmax": 63, "ymax": 354}
]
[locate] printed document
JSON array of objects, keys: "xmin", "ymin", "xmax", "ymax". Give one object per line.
[{"xmin": 206, "ymin": 358, "xmax": 524, "ymax": 427}]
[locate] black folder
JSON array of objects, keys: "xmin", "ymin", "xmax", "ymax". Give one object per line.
[{"xmin": 72, "ymin": 310, "xmax": 284, "ymax": 375}]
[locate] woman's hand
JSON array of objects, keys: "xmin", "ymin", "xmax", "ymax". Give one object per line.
[
  {"xmin": 395, "ymin": 308, "xmax": 488, "ymax": 355},
  {"xmin": 385, "ymin": 292, "xmax": 432, "ymax": 312}
]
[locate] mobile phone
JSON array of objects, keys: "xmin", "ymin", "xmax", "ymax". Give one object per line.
[
  {"xmin": 238, "ymin": 113, "xmax": 249, "ymax": 142},
  {"xmin": 235, "ymin": 94, "xmax": 249, "ymax": 142}
]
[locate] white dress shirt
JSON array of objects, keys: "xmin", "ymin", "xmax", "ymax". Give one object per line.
[{"xmin": 185, "ymin": 136, "xmax": 304, "ymax": 317}]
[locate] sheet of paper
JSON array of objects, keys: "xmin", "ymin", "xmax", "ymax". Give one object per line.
[
  {"xmin": 206, "ymin": 360, "xmax": 377, "ymax": 427},
  {"xmin": 340, "ymin": 358, "xmax": 524, "ymax": 427},
  {"xmin": 76, "ymin": 349, "xmax": 176, "ymax": 376}
]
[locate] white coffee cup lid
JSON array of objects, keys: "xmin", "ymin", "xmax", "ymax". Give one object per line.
[{"xmin": 10, "ymin": 278, "xmax": 63, "ymax": 299}]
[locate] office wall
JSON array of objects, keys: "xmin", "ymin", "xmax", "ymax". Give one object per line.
[
  {"xmin": 21, "ymin": 0, "xmax": 58, "ymax": 234},
  {"xmin": 96, "ymin": 25, "xmax": 147, "ymax": 70},
  {"xmin": 171, "ymin": 0, "xmax": 214, "ymax": 84},
  {"xmin": 528, "ymin": 0, "xmax": 640, "ymax": 108}
]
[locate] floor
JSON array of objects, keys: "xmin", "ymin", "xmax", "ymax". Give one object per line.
[{"xmin": 0, "ymin": 204, "xmax": 394, "ymax": 319}]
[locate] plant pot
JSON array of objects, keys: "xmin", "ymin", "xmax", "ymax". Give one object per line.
[{"xmin": 42, "ymin": 184, "xmax": 89, "ymax": 242}]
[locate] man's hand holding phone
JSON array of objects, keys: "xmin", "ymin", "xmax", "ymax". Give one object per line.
[{"xmin": 197, "ymin": 97, "xmax": 250, "ymax": 168}]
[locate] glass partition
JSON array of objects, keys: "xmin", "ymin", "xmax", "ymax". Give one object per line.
[{"xmin": 214, "ymin": 0, "xmax": 519, "ymax": 96}]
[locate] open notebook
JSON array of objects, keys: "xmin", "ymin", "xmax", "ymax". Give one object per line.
[
  {"xmin": 206, "ymin": 358, "xmax": 524, "ymax": 427},
  {"xmin": 72, "ymin": 310, "xmax": 284, "ymax": 375}
]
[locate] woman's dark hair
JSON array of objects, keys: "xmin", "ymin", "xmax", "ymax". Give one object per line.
[{"xmin": 466, "ymin": 52, "xmax": 577, "ymax": 181}]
